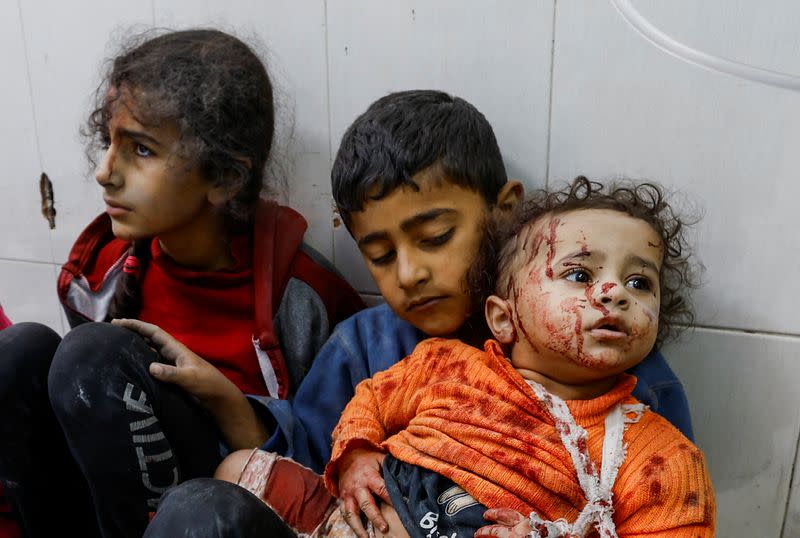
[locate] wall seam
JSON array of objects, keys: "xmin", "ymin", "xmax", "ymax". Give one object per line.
[
  {"xmin": 687, "ymin": 323, "xmax": 800, "ymax": 340},
  {"xmin": 0, "ymin": 257, "xmax": 61, "ymax": 267}
]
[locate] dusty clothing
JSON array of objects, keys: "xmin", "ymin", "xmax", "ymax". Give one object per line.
[{"xmin": 326, "ymin": 339, "xmax": 715, "ymax": 537}]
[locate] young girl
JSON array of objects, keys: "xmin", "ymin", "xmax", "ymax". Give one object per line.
[
  {"xmin": 325, "ymin": 177, "xmax": 714, "ymax": 537},
  {"xmin": 0, "ymin": 29, "xmax": 363, "ymax": 538}
]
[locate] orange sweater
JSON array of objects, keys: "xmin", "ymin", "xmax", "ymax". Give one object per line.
[{"xmin": 326, "ymin": 339, "xmax": 715, "ymax": 537}]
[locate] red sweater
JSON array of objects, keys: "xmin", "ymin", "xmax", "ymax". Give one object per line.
[
  {"xmin": 82, "ymin": 234, "xmax": 266, "ymax": 395},
  {"xmin": 58, "ymin": 200, "xmax": 365, "ymax": 399}
]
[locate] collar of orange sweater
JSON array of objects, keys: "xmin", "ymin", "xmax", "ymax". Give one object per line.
[{"xmin": 482, "ymin": 339, "xmax": 640, "ymax": 429}]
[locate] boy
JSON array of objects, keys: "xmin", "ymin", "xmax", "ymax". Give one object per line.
[
  {"xmin": 326, "ymin": 178, "xmax": 714, "ymax": 537},
  {"xmin": 144, "ymin": 91, "xmax": 693, "ymax": 536},
  {"xmin": 253, "ymin": 90, "xmax": 693, "ymax": 476}
]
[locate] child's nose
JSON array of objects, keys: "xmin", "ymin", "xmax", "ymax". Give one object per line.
[
  {"xmin": 396, "ymin": 251, "xmax": 429, "ymax": 290},
  {"xmin": 95, "ymin": 144, "xmax": 120, "ymax": 187},
  {"xmin": 598, "ymin": 282, "xmax": 629, "ymax": 308}
]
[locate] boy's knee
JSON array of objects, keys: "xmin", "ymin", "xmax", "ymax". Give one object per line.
[{"xmin": 214, "ymin": 449, "xmax": 254, "ymax": 482}]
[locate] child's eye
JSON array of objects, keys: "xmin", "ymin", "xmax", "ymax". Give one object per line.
[
  {"xmin": 564, "ymin": 269, "xmax": 592, "ymax": 284},
  {"xmin": 369, "ymin": 251, "xmax": 396, "ymax": 267},
  {"xmin": 135, "ymin": 143, "xmax": 153, "ymax": 157},
  {"xmin": 99, "ymin": 134, "xmax": 111, "ymax": 150},
  {"xmin": 421, "ymin": 228, "xmax": 454, "ymax": 247},
  {"xmin": 626, "ymin": 276, "xmax": 652, "ymax": 291}
]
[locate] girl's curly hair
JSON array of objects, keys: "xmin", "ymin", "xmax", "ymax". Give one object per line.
[
  {"xmin": 85, "ymin": 29, "xmax": 275, "ymax": 320},
  {"xmin": 85, "ymin": 28, "xmax": 274, "ymax": 219},
  {"xmin": 468, "ymin": 176, "xmax": 700, "ymax": 347}
]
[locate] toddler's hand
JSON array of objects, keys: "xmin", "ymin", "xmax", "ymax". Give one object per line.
[
  {"xmin": 112, "ymin": 318, "xmax": 240, "ymax": 408},
  {"xmin": 337, "ymin": 448, "xmax": 390, "ymax": 538},
  {"xmin": 474, "ymin": 508, "xmax": 532, "ymax": 538}
]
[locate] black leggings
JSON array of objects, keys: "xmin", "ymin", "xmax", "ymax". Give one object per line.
[{"xmin": 0, "ymin": 322, "xmax": 223, "ymax": 538}]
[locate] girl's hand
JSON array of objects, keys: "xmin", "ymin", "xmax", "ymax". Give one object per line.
[
  {"xmin": 112, "ymin": 318, "xmax": 269, "ymax": 449},
  {"xmin": 337, "ymin": 448, "xmax": 390, "ymax": 538},
  {"xmin": 474, "ymin": 508, "xmax": 532, "ymax": 538},
  {"xmin": 112, "ymin": 318, "xmax": 239, "ymax": 406}
]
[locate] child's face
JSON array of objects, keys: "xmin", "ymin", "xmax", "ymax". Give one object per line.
[
  {"xmin": 95, "ymin": 93, "xmax": 220, "ymax": 245},
  {"xmin": 490, "ymin": 208, "xmax": 662, "ymax": 384},
  {"xmin": 348, "ymin": 167, "xmax": 495, "ymax": 336}
]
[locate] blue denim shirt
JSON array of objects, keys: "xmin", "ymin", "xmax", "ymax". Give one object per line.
[{"xmin": 261, "ymin": 303, "xmax": 693, "ymax": 474}]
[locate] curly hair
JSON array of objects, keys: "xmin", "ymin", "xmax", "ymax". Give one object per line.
[
  {"xmin": 469, "ymin": 176, "xmax": 700, "ymax": 347},
  {"xmin": 84, "ymin": 29, "xmax": 275, "ymax": 319}
]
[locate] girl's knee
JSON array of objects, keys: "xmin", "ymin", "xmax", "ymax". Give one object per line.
[
  {"xmin": 53, "ymin": 322, "xmax": 132, "ymax": 365},
  {"xmin": 0, "ymin": 322, "xmax": 61, "ymax": 396},
  {"xmin": 49, "ymin": 322, "xmax": 145, "ymax": 382},
  {"xmin": 48, "ymin": 322, "xmax": 145, "ymax": 418}
]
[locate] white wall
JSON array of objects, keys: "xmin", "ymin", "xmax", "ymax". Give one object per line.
[{"xmin": 1, "ymin": 1, "xmax": 798, "ymax": 534}]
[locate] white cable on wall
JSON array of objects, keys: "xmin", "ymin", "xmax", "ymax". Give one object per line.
[{"xmin": 610, "ymin": 0, "xmax": 800, "ymax": 92}]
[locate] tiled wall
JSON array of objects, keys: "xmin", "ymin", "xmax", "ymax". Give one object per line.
[{"xmin": 1, "ymin": 1, "xmax": 798, "ymax": 534}]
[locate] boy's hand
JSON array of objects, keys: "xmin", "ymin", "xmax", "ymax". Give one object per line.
[
  {"xmin": 474, "ymin": 508, "xmax": 533, "ymax": 538},
  {"xmin": 337, "ymin": 448, "xmax": 390, "ymax": 538},
  {"xmin": 112, "ymin": 318, "xmax": 240, "ymax": 407}
]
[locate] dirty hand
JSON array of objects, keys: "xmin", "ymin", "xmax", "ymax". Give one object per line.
[
  {"xmin": 474, "ymin": 508, "xmax": 533, "ymax": 538},
  {"xmin": 338, "ymin": 448, "xmax": 390, "ymax": 538},
  {"xmin": 112, "ymin": 318, "xmax": 240, "ymax": 407}
]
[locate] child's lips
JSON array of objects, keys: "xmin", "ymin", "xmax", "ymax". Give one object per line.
[
  {"xmin": 589, "ymin": 328, "xmax": 628, "ymax": 341},
  {"xmin": 406, "ymin": 296, "xmax": 446, "ymax": 312},
  {"xmin": 104, "ymin": 198, "xmax": 132, "ymax": 217},
  {"xmin": 588, "ymin": 317, "xmax": 629, "ymax": 340}
]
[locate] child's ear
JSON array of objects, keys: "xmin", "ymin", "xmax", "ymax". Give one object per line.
[
  {"xmin": 207, "ymin": 184, "xmax": 236, "ymax": 206},
  {"xmin": 495, "ymin": 181, "xmax": 523, "ymax": 213},
  {"xmin": 207, "ymin": 156, "xmax": 252, "ymax": 206},
  {"xmin": 485, "ymin": 295, "xmax": 516, "ymax": 345}
]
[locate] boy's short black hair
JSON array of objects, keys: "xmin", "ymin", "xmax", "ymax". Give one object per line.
[{"xmin": 331, "ymin": 90, "xmax": 508, "ymax": 225}]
